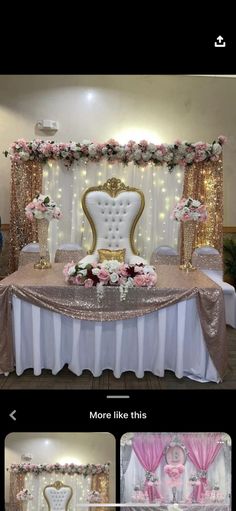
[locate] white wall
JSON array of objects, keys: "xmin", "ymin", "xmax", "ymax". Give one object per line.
[
  {"xmin": 0, "ymin": 74, "xmax": 236, "ymax": 225},
  {"xmin": 5, "ymin": 432, "xmax": 115, "ymax": 503}
]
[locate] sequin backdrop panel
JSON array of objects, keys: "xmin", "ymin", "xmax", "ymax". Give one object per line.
[
  {"xmin": 9, "ymin": 161, "xmax": 43, "ymax": 272},
  {"xmin": 180, "ymin": 159, "xmax": 223, "ymax": 263}
]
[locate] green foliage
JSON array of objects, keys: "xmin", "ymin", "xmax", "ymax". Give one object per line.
[{"xmin": 223, "ymin": 238, "xmax": 236, "ymax": 283}]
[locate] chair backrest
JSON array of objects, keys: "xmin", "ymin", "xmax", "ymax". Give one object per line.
[
  {"xmin": 154, "ymin": 245, "xmax": 178, "ymax": 255},
  {"xmin": 192, "ymin": 245, "xmax": 223, "ymax": 271},
  {"xmin": 44, "ymin": 481, "xmax": 72, "ymax": 511},
  {"xmin": 150, "ymin": 245, "xmax": 179, "ymax": 266},
  {"xmin": 82, "ymin": 177, "xmax": 145, "ymax": 262}
]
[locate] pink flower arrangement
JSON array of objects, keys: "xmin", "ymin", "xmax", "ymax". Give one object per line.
[
  {"xmin": 171, "ymin": 197, "xmax": 207, "ymax": 222},
  {"xmin": 16, "ymin": 489, "xmax": 33, "ymax": 501},
  {"xmin": 87, "ymin": 491, "xmax": 102, "ymax": 503},
  {"xmin": 25, "ymin": 193, "xmax": 62, "ymax": 221},
  {"xmin": 4, "ymin": 136, "xmax": 226, "ymax": 172},
  {"xmin": 63, "ymin": 259, "xmax": 157, "ymax": 301}
]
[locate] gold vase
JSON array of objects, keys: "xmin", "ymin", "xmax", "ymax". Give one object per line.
[
  {"xmin": 22, "ymin": 502, "xmax": 28, "ymax": 511},
  {"xmin": 180, "ymin": 220, "xmax": 196, "ymax": 271},
  {"xmin": 34, "ymin": 218, "xmax": 51, "ymax": 269}
]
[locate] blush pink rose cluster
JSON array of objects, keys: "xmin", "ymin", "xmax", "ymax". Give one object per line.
[
  {"xmin": 63, "ymin": 259, "xmax": 157, "ymax": 301},
  {"xmin": 171, "ymin": 197, "xmax": 207, "ymax": 222},
  {"xmin": 25, "ymin": 193, "xmax": 62, "ymax": 222}
]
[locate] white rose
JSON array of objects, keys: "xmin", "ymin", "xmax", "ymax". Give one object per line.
[
  {"xmin": 103, "ymin": 260, "xmax": 120, "ymax": 272},
  {"xmin": 212, "ymin": 143, "xmax": 222, "ymax": 155},
  {"xmin": 68, "ymin": 266, "xmax": 76, "ymax": 276},
  {"xmin": 186, "ymin": 153, "xmax": 194, "ymax": 163},
  {"xmin": 61, "ymin": 151, "xmax": 68, "ymax": 157},
  {"xmin": 163, "ymin": 152, "xmax": 173, "ymax": 162},
  {"xmin": 191, "ymin": 200, "xmax": 201, "ymax": 208},
  {"xmin": 34, "ymin": 211, "xmax": 44, "ymax": 220},
  {"xmin": 89, "ymin": 148, "xmax": 96, "ymax": 157},
  {"xmin": 142, "ymin": 151, "xmax": 151, "ymax": 161},
  {"xmin": 154, "ymin": 150, "xmax": 163, "ymax": 160},
  {"xmin": 110, "ymin": 272, "xmax": 119, "ymax": 283},
  {"xmin": 92, "ymin": 268, "xmax": 100, "ymax": 276},
  {"xmin": 20, "ymin": 151, "xmax": 30, "ymax": 161},
  {"xmin": 69, "ymin": 143, "xmax": 77, "ymax": 151},
  {"xmin": 143, "ymin": 265, "xmax": 155, "ymax": 274},
  {"xmin": 148, "ymin": 143, "xmax": 156, "ymax": 152},
  {"xmin": 79, "ymin": 262, "xmax": 88, "ymax": 269},
  {"xmin": 78, "ymin": 269, "xmax": 87, "ymax": 277},
  {"xmin": 133, "ymin": 150, "xmax": 142, "ymax": 161}
]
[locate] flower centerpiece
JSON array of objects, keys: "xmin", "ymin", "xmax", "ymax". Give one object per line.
[
  {"xmin": 171, "ymin": 197, "xmax": 207, "ymax": 271},
  {"xmin": 16, "ymin": 489, "xmax": 33, "ymax": 511},
  {"xmin": 25, "ymin": 193, "xmax": 62, "ymax": 269},
  {"xmin": 63, "ymin": 260, "xmax": 157, "ymax": 301},
  {"xmin": 131, "ymin": 485, "xmax": 147, "ymax": 503},
  {"xmin": 87, "ymin": 491, "xmax": 102, "ymax": 503},
  {"xmin": 16, "ymin": 489, "xmax": 33, "ymax": 501}
]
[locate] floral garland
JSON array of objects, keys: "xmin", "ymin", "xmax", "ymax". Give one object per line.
[
  {"xmin": 4, "ymin": 136, "xmax": 226, "ymax": 172},
  {"xmin": 10, "ymin": 462, "xmax": 110, "ymax": 476}
]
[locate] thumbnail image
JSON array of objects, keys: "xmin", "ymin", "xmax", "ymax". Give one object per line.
[
  {"xmin": 5, "ymin": 432, "xmax": 115, "ymax": 510},
  {"xmin": 121, "ymin": 432, "xmax": 231, "ymax": 509}
]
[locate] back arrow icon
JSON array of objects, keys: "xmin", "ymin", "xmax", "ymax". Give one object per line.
[{"xmin": 9, "ymin": 410, "xmax": 16, "ymax": 421}]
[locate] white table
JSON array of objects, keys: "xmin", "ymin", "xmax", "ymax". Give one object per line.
[{"xmin": 12, "ymin": 295, "xmax": 219, "ymax": 382}]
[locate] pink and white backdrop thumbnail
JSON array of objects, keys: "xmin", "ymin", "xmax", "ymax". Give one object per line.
[{"xmin": 120, "ymin": 433, "xmax": 231, "ymax": 506}]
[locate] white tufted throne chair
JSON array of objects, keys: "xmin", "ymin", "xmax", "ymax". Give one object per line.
[
  {"xmin": 43, "ymin": 481, "xmax": 72, "ymax": 511},
  {"xmin": 80, "ymin": 177, "xmax": 147, "ymax": 265}
]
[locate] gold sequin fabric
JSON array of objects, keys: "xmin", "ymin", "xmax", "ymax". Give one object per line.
[
  {"xmin": 19, "ymin": 251, "xmax": 50, "ymax": 267},
  {"xmin": 180, "ymin": 160, "xmax": 223, "ymax": 263},
  {"xmin": 192, "ymin": 253, "xmax": 223, "ymax": 271},
  {"xmin": 9, "ymin": 161, "xmax": 43, "ymax": 273}
]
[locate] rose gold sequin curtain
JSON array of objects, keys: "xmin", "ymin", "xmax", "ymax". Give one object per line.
[
  {"xmin": 91, "ymin": 473, "xmax": 110, "ymax": 511},
  {"xmin": 9, "ymin": 472, "xmax": 25, "ymax": 511},
  {"xmin": 180, "ymin": 159, "xmax": 223, "ymax": 263},
  {"xmin": 9, "ymin": 161, "xmax": 43, "ymax": 273}
]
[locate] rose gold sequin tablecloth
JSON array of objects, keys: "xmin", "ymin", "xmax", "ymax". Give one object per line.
[{"xmin": 0, "ymin": 264, "xmax": 227, "ymax": 378}]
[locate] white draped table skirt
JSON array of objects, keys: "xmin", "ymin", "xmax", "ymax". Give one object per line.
[{"xmin": 12, "ymin": 295, "xmax": 219, "ymax": 382}]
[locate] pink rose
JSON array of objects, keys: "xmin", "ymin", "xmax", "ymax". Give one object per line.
[
  {"xmin": 218, "ymin": 135, "xmax": 227, "ymax": 145},
  {"xmin": 119, "ymin": 264, "xmax": 129, "ymax": 276},
  {"xmin": 84, "ymin": 278, "xmax": 94, "ymax": 288},
  {"xmin": 26, "ymin": 211, "xmax": 33, "ymax": 221},
  {"xmin": 27, "ymin": 202, "xmax": 36, "ymax": 209},
  {"xmin": 145, "ymin": 274, "xmax": 157, "ymax": 286},
  {"xmin": 182, "ymin": 214, "xmax": 190, "ymax": 221},
  {"xmin": 133, "ymin": 274, "xmax": 146, "ymax": 287},
  {"xmin": 63, "ymin": 261, "xmax": 75, "ymax": 277},
  {"xmin": 75, "ymin": 275, "xmax": 84, "ymax": 285},
  {"xmin": 35, "ymin": 203, "xmax": 47, "ymax": 211},
  {"xmin": 98, "ymin": 268, "xmax": 110, "ymax": 283},
  {"xmin": 118, "ymin": 276, "xmax": 127, "ymax": 285}
]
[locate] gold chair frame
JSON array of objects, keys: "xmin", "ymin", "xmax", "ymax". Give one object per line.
[
  {"xmin": 43, "ymin": 480, "xmax": 73, "ymax": 511},
  {"xmin": 81, "ymin": 177, "xmax": 145, "ymax": 255}
]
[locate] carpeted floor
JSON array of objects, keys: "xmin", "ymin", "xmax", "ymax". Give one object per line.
[{"xmin": 1, "ymin": 326, "xmax": 235, "ymax": 390}]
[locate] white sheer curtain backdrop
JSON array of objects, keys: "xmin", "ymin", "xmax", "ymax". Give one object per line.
[
  {"xmin": 123, "ymin": 447, "xmax": 230, "ymax": 504},
  {"xmin": 42, "ymin": 160, "xmax": 184, "ymax": 262},
  {"xmin": 24, "ymin": 472, "xmax": 91, "ymax": 511}
]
